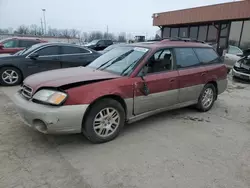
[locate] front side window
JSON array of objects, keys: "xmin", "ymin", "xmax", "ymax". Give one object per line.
[
  {"xmin": 88, "ymin": 46, "xmax": 148, "ymax": 75},
  {"xmin": 228, "ymin": 45, "xmax": 242, "ymax": 55},
  {"xmin": 36, "ymin": 46, "xmax": 59, "ymax": 56},
  {"xmin": 175, "ymin": 48, "xmax": 200, "ymax": 68},
  {"xmin": 2, "ymin": 39, "xmax": 17, "ymax": 48},
  {"xmin": 194, "ymin": 48, "xmax": 220, "ymax": 64},
  {"xmin": 97, "ymin": 40, "xmax": 105, "ymax": 46},
  {"xmin": 145, "ymin": 49, "xmax": 173, "ymax": 74},
  {"xmin": 61, "ymin": 46, "xmax": 89, "ymax": 54}
]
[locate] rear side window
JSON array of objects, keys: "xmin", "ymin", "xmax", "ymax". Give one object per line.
[
  {"xmin": 61, "ymin": 46, "xmax": 90, "ymax": 54},
  {"xmin": 19, "ymin": 40, "xmax": 39, "ymax": 48},
  {"xmin": 175, "ymin": 48, "xmax": 200, "ymax": 68},
  {"xmin": 36, "ymin": 46, "xmax": 60, "ymax": 56},
  {"xmin": 194, "ymin": 48, "xmax": 220, "ymax": 64}
]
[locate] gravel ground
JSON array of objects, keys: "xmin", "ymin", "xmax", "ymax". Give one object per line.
[{"xmin": 0, "ymin": 76, "xmax": 250, "ymax": 188}]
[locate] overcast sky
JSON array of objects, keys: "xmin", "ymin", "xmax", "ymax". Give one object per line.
[{"xmin": 0, "ymin": 0, "xmax": 235, "ymax": 37}]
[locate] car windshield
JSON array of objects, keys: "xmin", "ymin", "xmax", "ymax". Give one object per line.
[
  {"xmin": 87, "ymin": 40, "xmax": 99, "ymax": 45},
  {"xmin": 88, "ymin": 46, "xmax": 149, "ymax": 75}
]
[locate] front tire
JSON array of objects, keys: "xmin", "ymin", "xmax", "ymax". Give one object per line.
[
  {"xmin": 0, "ymin": 67, "xmax": 22, "ymax": 86},
  {"xmin": 196, "ymin": 84, "xmax": 217, "ymax": 112},
  {"xmin": 83, "ymin": 98, "xmax": 125, "ymax": 143}
]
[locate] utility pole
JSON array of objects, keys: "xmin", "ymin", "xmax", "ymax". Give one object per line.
[
  {"xmin": 42, "ymin": 9, "xmax": 46, "ymax": 35},
  {"xmin": 40, "ymin": 18, "xmax": 44, "ymax": 35},
  {"xmin": 106, "ymin": 25, "xmax": 109, "ymax": 39}
]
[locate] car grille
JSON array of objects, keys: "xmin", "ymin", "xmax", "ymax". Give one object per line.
[
  {"xmin": 233, "ymin": 66, "xmax": 250, "ymax": 74},
  {"xmin": 21, "ymin": 84, "xmax": 33, "ymax": 99}
]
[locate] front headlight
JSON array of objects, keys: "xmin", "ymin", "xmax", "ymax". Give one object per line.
[{"xmin": 33, "ymin": 89, "xmax": 67, "ymax": 105}]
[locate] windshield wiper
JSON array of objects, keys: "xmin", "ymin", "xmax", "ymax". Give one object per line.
[
  {"xmin": 96, "ymin": 57, "xmax": 116, "ymax": 70},
  {"xmin": 120, "ymin": 59, "xmax": 139, "ymax": 76},
  {"xmin": 97, "ymin": 50, "xmax": 133, "ymax": 70}
]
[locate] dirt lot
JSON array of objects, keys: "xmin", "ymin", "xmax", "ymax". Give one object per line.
[{"xmin": 1, "ymin": 76, "xmax": 250, "ymax": 188}]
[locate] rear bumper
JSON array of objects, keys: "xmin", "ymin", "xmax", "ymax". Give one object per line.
[
  {"xmin": 232, "ymin": 68, "xmax": 250, "ymax": 80},
  {"xmin": 13, "ymin": 93, "xmax": 89, "ymax": 134}
]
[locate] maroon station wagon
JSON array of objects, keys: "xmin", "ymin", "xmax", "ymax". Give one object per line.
[{"xmin": 13, "ymin": 40, "xmax": 228, "ymax": 143}]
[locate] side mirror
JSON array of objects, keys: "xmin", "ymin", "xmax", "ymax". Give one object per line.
[
  {"xmin": 29, "ymin": 52, "xmax": 39, "ymax": 60},
  {"xmin": 0, "ymin": 43, "xmax": 3, "ymax": 49},
  {"xmin": 236, "ymin": 52, "xmax": 244, "ymax": 57}
]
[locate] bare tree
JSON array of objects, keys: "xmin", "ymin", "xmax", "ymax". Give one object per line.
[
  {"xmin": 60, "ymin": 29, "xmax": 71, "ymax": 38},
  {"xmin": 47, "ymin": 27, "xmax": 60, "ymax": 37},
  {"xmin": 14, "ymin": 25, "xmax": 29, "ymax": 35},
  {"xmin": 69, "ymin": 29, "xmax": 80, "ymax": 38},
  {"xmin": 117, "ymin": 32, "xmax": 126, "ymax": 42},
  {"xmin": 29, "ymin": 24, "xmax": 39, "ymax": 35}
]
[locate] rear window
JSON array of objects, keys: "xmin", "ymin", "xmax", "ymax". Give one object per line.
[{"xmin": 194, "ymin": 48, "xmax": 220, "ymax": 64}]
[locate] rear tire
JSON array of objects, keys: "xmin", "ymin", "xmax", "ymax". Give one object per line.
[
  {"xmin": 0, "ymin": 67, "xmax": 22, "ymax": 86},
  {"xmin": 83, "ymin": 98, "xmax": 125, "ymax": 144},
  {"xmin": 196, "ymin": 84, "xmax": 217, "ymax": 112}
]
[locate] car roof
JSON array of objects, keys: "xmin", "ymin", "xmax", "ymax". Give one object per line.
[
  {"xmin": 4, "ymin": 37, "xmax": 46, "ymax": 41},
  {"xmin": 130, "ymin": 40, "xmax": 211, "ymax": 50},
  {"xmin": 32, "ymin": 42, "xmax": 91, "ymax": 49}
]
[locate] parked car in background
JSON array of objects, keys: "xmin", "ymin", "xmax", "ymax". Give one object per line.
[
  {"xmin": 99, "ymin": 43, "xmax": 127, "ymax": 54},
  {"xmin": 0, "ymin": 37, "xmax": 46, "ymax": 55},
  {"xmin": 13, "ymin": 40, "xmax": 227, "ymax": 143},
  {"xmin": 232, "ymin": 49, "xmax": 250, "ymax": 80},
  {"xmin": 224, "ymin": 45, "xmax": 243, "ymax": 70},
  {"xmin": 0, "ymin": 42, "xmax": 100, "ymax": 86},
  {"xmin": 84, "ymin": 39, "xmax": 113, "ymax": 51}
]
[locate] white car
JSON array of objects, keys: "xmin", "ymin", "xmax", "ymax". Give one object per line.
[{"xmin": 224, "ymin": 45, "xmax": 243, "ymax": 69}]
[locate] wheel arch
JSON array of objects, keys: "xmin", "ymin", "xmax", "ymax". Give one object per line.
[
  {"xmin": 206, "ymin": 81, "xmax": 218, "ymax": 99},
  {"xmin": 81, "ymin": 94, "xmax": 127, "ymax": 131},
  {"xmin": 0, "ymin": 65, "xmax": 24, "ymax": 80}
]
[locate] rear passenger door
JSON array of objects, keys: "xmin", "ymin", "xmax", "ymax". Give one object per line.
[
  {"xmin": 60, "ymin": 46, "xmax": 97, "ymax": 68},
  {"xmin": 194, "ymin": 48, "xmax": 225, "ymax": 83},
  {"xmin": 175, "ymin": 48, "xmax": 206, "ymax": 103}
]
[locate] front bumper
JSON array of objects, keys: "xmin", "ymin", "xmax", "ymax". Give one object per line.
[
  {"xmin": 232, "ymin": 68, "xmax": 250, "ymax": 80},
  {"xmin": 13, "ymin": 93, "xmax": 89, "ymax": 134}
]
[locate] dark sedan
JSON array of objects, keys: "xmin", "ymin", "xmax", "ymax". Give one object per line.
[{"xmin": 0, "ymin": 43, "xmax": 101, "ymax": 86}]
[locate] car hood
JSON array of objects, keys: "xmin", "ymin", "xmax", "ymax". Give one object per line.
[{"xmin": 24, "ymin": 67, "xmax": 121, "ymax": 92}]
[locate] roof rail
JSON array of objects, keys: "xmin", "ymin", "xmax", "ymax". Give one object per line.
[{"xmin": 161, "ymin": 37, "xmax": 206, "ymax": 44}]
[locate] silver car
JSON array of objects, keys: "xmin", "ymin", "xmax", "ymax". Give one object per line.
[{"xmin": 224, "ymin": 45, "xmax": 243, "ymax": 69}]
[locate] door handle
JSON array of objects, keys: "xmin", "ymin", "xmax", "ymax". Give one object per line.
[
  {"xmin": 201, "ymin": 73, "xmax": 207, "ymax": 77},
  {"xmin": 170, "ymin": 79, "xmax": 175, "ymax": 83}
]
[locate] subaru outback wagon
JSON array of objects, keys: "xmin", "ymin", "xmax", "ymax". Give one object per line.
[{"xmin": 13, "ymin": 40, "xmax": 228, "ymax": 143}]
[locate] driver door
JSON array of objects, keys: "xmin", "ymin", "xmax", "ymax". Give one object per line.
[
  {"xmin": 25, "ymin": 45, "xmax": 61, "ymax": 75},
  {"xmin": 133, "ymin": 49, "xmax": 179, "ymax": 115}
]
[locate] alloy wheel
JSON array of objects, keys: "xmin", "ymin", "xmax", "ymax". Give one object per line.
[{"xmin": 93, "ymin": 107, "xmax": 120, "ymax": 138}]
